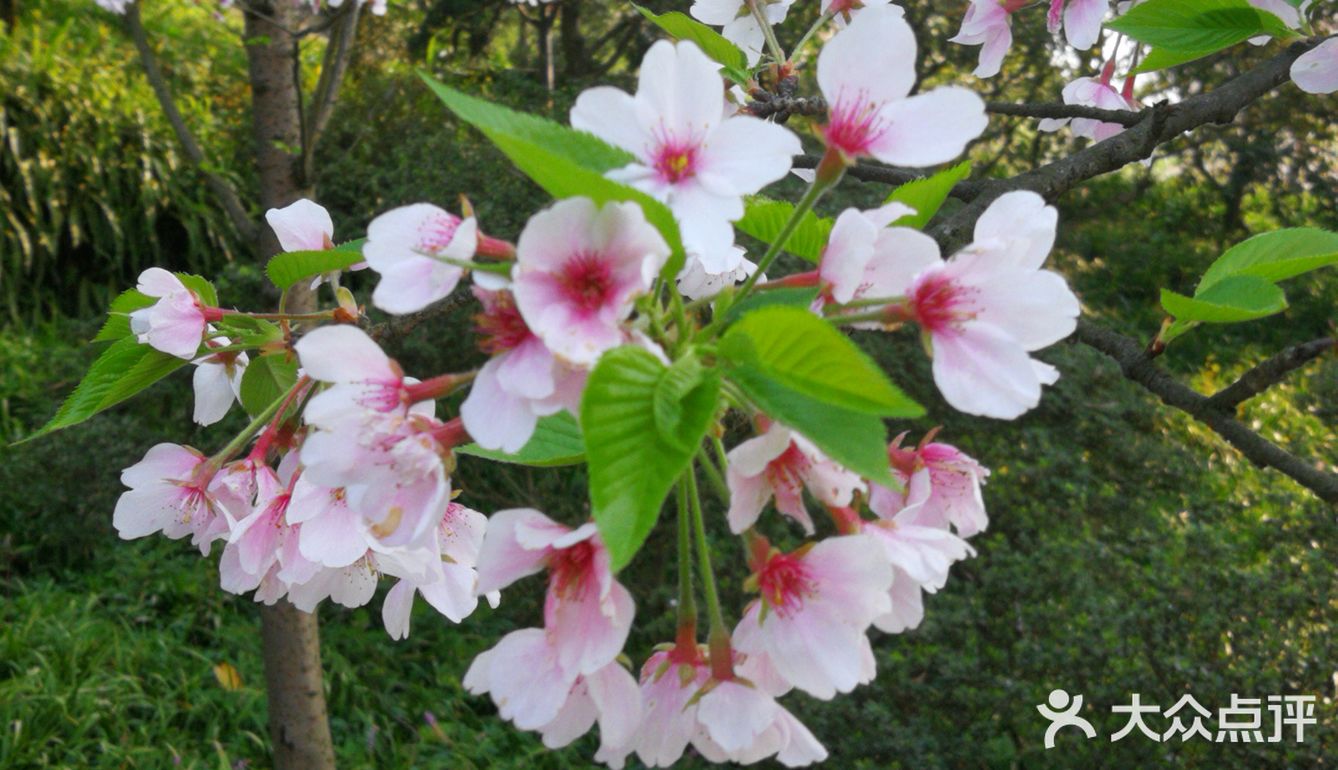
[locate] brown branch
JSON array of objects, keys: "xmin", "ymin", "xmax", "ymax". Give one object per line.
[
  {"xmin": 984, "ymin": 100, "xmax": 1144, "ymax": 127},
  {"xmin": 1075, "ymin": 319, "xmax": 1338, "ymax": 505},
  {"xmin": 303, "ymin": 2, "xmax": 361, "ymax": 183},
  {"xmin": 125, "ymin": 2, "xmax": 257, "ymax": 242},
  {"xmin": 791, "ymin": 155, "xmax": 987, "ymax": 200},
  {"xmin": 1206, "ymin": 337, "xmax": 1335, "ymax": 412}
]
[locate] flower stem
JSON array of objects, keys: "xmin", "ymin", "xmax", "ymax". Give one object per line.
[
  {"xmin": 675, "ymin": 480, "xmax": 698, "ymax": 647},
  {"xmin": 236, "ymin": 310, "xmax": 338, "ymax": 322},
  {"xmin": 439, "ymin": 256, "xmax": 515, "ymax": 276},
  {"xmin": 791, "ymin": 10, "xmax": 834, "ymax": 60},
  {"xmin": 696, "ymin": 446, "xmax": 731, "ymax": 507},
  {"xmin": 211, "ymin": 377, "xmax": 307, "ymax": 468},
  {"xmin": 734, "ymin": 171, "xmax": 839, "ymax": 300},
  {"xmin": 686, "ymin": 468, "xmax": 733, "ymax": 679},
  {"xmin": 745, "ymin": 0, "xmax": 786, "ymax": 63}
]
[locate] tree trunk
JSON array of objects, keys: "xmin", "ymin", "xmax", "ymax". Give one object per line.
[{"xmin": 242, "ymin": 4, "xmax": 334, "ymax": 769}]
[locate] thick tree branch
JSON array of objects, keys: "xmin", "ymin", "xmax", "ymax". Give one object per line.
[
  {"xmin": 1075, "ymin": 319, "xmax": 1338, "ymax": 505},
  {"xmin": 1206, "ymin": 337, "xmax": 1335, "ymax": 412},
  {"xmin": 125, "ymin": 2, "xmax": 258, "ymax": 242},
  {"xmin": 983, "ymin": 100, "xmax": 1144, "ymax": 126},
  {"xmin": 791, "ymin": 155, "xmax": 987, "ymax": 200},
  {"xmin": 303, "ymin": 2, "xmax": 361, "ymax": 183}
]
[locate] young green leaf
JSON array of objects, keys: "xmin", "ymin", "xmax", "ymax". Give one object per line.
[
  {"xmin": 582, "ymin": 346, "xmax": 719, "ymax": 571},
  {"xmin": 1160, "ymin": 275, "xmax": 1288, "ymax": 324},
  {"xmin": 735, "ymin": 196, "xmax": 833, "ymax": 263},
  {"xmin": 720, "ymin": 305, "xmax": 923, "ymax": 417},
  {"xmin": 454, "ymin": 412, "xmax": 586, "ymax": 467},
  {"xmin": 421, "ymin": 74, "xmax": 687, "ymax": 280},
  {"xmin": 884, "ymin": 161, "xmax": 972, "ymax": 229},
  {"xmin": 19, "ymin": 338, "xmax": 187, "ymax": 443},
  {"xmin": 266, "ymin": 245, "xmax": 366, "ymax": 291},
  {"xmin": 721, "ymin": 286, "xmax": 820, "ymax": 326},
  {"xmin": 238, "ymin": 352, "xmax": 299, "ymax": 417},
  {"xmin": 1196, "ymin": 227, "xmax": 1338, "ymax": 292},
  {"xmin": 633, "ymin": 5, "xmax": 751, "ymax": 83},
  {"xmin": 92, "ymin": 288, "xmax": 154, "ymax": 342},
  {"xmin": 1107, "ymin": 0, "xmax": 1293, "ymax": 55}
]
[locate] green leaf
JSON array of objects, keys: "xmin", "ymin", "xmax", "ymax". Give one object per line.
[
  {"xmin": 1160, "ymin": 275, "xmax": 1288, "ymax": 324},
  {"xmin": 215, "ymin": 315, "xmax": 284, "ymax": 348},
  {"xmin": 634, "ymin": 5, "xmax": 751, "ymax": 83},
  {"xmin": 421, "ymin": 74, "xmax": 687, "ymax": 280},
  {"xmin": 582, "ymin": 347, "xmax": 719, "ymax": 571},
  {"xmin": 720, "ymin": 306, "xmax": 922, "ymax": 417},
  {"xmin": 20, "ymin": 338, "xmax": 188, "ymax": 443},
  {"xmin": 721, "ymin": 286, "xmax": 820, "ymax": 326},
  {"xmin": 266, "ymin": 245, "xmax": 366, "ymax": 291},
  {"xmin": 454, "ymin": 412, "xmax": 586, "ymax": 467},
  {"xmin": 735, "ymin": 196, "xmax": 833, "ymax": 263},
  {"xmin": 1133, "ymin": 46, "xmax": 1225, "ymax": 73},
  {"xmin": 238, "ymin": 353, "xmax": 298, "ymax": 417},
  {"xmin": 1107, "ymin": 0, "xmax": 1292, "ymax": 56},
  {"xmin": 726, "ymin": 363, "xmax": 895, "ymax": 486},
  {"xmin": 884, "ymin": 161, "xmax": 972, "ymax": 229},
  {"xmin": 93, "ymin": 289, "xmax": 153, "ymax": 342},
  {"xmin": 1197, "ymin": 227, "xmax": 1338, "ymax": 292}
]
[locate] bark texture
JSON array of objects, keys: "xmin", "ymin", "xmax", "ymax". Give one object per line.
[{"xmin": 258, "ymin": 602, "xmax": 337, "ymax": 770}]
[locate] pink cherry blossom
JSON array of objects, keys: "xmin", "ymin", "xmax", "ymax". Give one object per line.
[
  {"xmin": 821, "ymin": 6, "xmax": 987, "ymax": 165},
  {"xmin": 870, "ymin": 435, "xmax": 992, "ymax": 537},
  {"xmin": 693, "ymin": 678, "xmax": 827, "ymax": 765},
  {"xmin": 113, "ymin": 442, "xmax": 228, "ymax": 554},
  {"xmin": 571, "ymin": 42, "xmax": 800, "ymax": 270},
  {"xmin": 676, "ymin": 252, "xmax": 757, "ymax": 300},
  {"xmin": 1291, "ymin": 38, "xmax": 1338, "ymax": 95},
  {"xmin": 1048, "ymin": 0, "xmax": 1106, "ymax": 50},
  {"xmin": 379, "ymin": 502, "xmax": 492, "ymax": 637},
  {"xmin": 511, "ymin": 198, "xmax": 669, "ymax": 367},
  {"xmin": 460, "ymin": 287, "xmax": 586, "ymax": 452},
  {"xmin": 950, "ymin": 0, "xmax": 1026, "ymax": 78},
  {"xmin": 1038, "ymin": 68, "xmax": 1139, "ymax": 142},
  {"xmin": 818, "ymin": 202, "xmax": 936, "ymax": 309},
  {"xmin": 725, "ymin": 420, "xmax": 865, "ymax": 535},
  {"xmin": 690, "ymin": 0, "xmax": 794, "ymax": 64},
  {"xmin": 129, "ymin": 268, "xmax": 219, "ymax": 359},
  {"xmin": 463, "ymin": 628, "xmax": 642, "ymax": 754},
  {"xmin": 191, "ymin": 335, "xmax": 248, "ymax": 427},
  {"xmin": 363, "ymin": 203, "xmax": 478, "ymax": 314},
  {"xmin": 731, "ymin": 535, "xmax": 891, "ymax": 699},
  {"xmin": 476, "ymin": 509, "xmax": 635, "ymax": 676},
  {"xmin": 265, "ymin": 198, "xmax": 335, "ymax": 252},
  {"xmin": 858, "ymin": 511, "xmax": 976, "ymax": 633},
  {"xmin": 617, "ymin": 645, "xmax": 712, "ymax": 767}
]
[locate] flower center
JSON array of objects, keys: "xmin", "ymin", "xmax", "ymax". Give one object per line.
[
  {"xmin": 358, "ymin": 378, "xmax": 407, "ymax": 412},
  {"xmin": 550, "ymin": 539, "xmax": 596, "ymax": 599},
  {"xmin": 823, "ymin": 92, "xmax": 888, "ymax": 158},
  {"xmin": 909, "ymin": 272, "xmax": 977, "ymax": 334},
  {"xmin": 475, "ymin": 290, "xmax": 533, "ymax": 354},
  {"xmin": 756, "ymin": 552, "xmax": 815, "ymax": 616},
  {"xmin": 558, "ymin": 252, "xmax": 615, "ymax": 314},
  {"xmin": 652, "ymin": 137, "xmax": 699, "ymax": 184},
  {"xmin": 417, "ymin": 212, "xmax": 463, "ymax": 255}
]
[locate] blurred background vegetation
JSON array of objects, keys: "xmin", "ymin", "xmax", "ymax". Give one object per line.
[{"xmin": 1, "ymin": 0, "xmax": 1334, "ymax": 768}]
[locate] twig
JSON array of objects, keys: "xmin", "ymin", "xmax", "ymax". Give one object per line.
[
  {"xmin": 125, "ymin": 3, "xmax": 257, "ymax": 242},
  {"xmin": 1206, "ymin": 337, "xmax": 1335, "ymax": 412},
  {"xmin": 984, "ymin": 100, "xmax": 1144, "ymax": 127},
  {"xmin": 1075, "ymin": 319, "xmax": 1338, "ymax": 505},
  {"xmin": 792, "ymin": 155, "xmax": 987, "ymax": 200},
  {"xmin": 303, "ymin": 2, "xmax": 361, "ymax": 183}
]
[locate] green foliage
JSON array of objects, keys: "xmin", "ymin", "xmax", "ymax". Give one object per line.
[
  {"xmin": 1161, "ymin": 275, "xmax": 1287, "ymax": 323},
  {"xmin": 884, "ymin": 161, "xmax": 972, "ymax": 229},
  {"xmin": 454, "ymin": 412, "xmax": 586, "ymax": 467},
  {"xmin": 1107, "ymin": 0, "xmax": 1294, "ymax": 72},
  {"xmin": 735, "ymin": 196, "xmax": 833, "ymax": 263},
  {"xmin": 633, "ymin": 5, "xmax": 751, "ymax": 84},
  {"xmin": 0, "ymin": 0, "xmax": 250, "ymax": 321},
  {"xmin": 265, "ymin": 240, "xmax": 368, "ymax": 290},
  {"xmin": 581, "ymin": 347, "xmax": 718, "ymax": 571},
  {"xmin": 237, "ymin": 353, "xmax": 298, "ymax": 417}
]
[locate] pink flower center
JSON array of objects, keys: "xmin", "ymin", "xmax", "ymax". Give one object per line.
[
  {"xmin": 823, "ymin": 92, "xmax": 888, "ymax": 158},
  {"xmin": 358, "ymin": 377, "xmax": 408, "ymax": 412},
  {"xmin": 765, "ymin": 442, "xmax": 811, "ymax": 490},
  {"xmin": 417, "ymin": 213, "xmax": 463, "ymax": 254},
  {"xmin": 550, "ymin": 539, "xmax": 596, "ymax": 599},
  {"xmin": 652, "ymin": 139, "xmax": 699, "ymax": 184},
  {"xmin": 558, "ymin": 252, "xmax": 616, "ymax": 314},
  {"xmin": 756, "ymin": 552, "xmax": 815, "ymax": 616},
  {"xmin": 474, "ymin": 290, "xmax": 533, "ymax": 354},
  {"xmin": 909, "ymin": 272, "xmax": 977, "ymax": 334}
]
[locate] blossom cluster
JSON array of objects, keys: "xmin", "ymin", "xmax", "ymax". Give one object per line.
[{"xmin": 98, "ymin": 0, "xmax": 1336, "ymax": 766}]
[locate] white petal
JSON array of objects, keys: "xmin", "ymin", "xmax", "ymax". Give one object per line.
[
  {"xmin": 265, "ymin": 199, "xmax": 333, "ymax": 252},
  {"xmin": 818, "ymin": 6, "xmax": 916, "ymax": 107},
  {"xmin": 192, "ymin": 362, "xmax": 235, "ymax": 426},
  {"xmin": 867, "ymin": 87, "xmax": 988, "ymax": 168},
  {"xmin": 294, "ymin": 325, "xmax": 395, "ymax": 383}
]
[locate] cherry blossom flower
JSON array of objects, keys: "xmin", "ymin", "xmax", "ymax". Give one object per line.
[
  {"xmin": 476, "ymin": 509, "xmax": 635, "ymax": 676},
  {"xmin": 821, "ymin": 6, "xmax": 987, "ymax": 165},
  {"xmin": 380, "ymin": 502, "xmax": 494, "ymax": 638},
  {"xmin": 871, "ymin": 435, "xmax": 992, "ymax": 537},
  {"xmin": 463, "ymin": 628, "xmax": 642, "ymax": 754},
  {"xmin": 690, "ymin": 0, "xmax": 794, "ymax": 65},
  {"xmin": 731, "ymin": 535, "xmax": 891, "ymax": 699},
  {"xmin": 460, "ymin": 287, "xmax": 585, "ymax": 452},
  {"xmin": 950, "ymin": 0, "xmax": 1027, "ymax": 78},
  {"xmin": 113, "ymin": 443, "xmax": 229, "ymax": 553},
  {"xmin": 129, "ymin": 268, "xmax": 220, "ymax": 359},
  {"xmin": 571, "ymin": 42, "xmax": 800, "ymax": 270},
  {"xmin": 1291, "ymin": 38, "xmax": 1338, "ymax": 95},
  {"xmin": 870, "ymin": 191, "xmax": 1078, "ymax": 419},
  {"xmin": 676, "ymin": 252, "xmax": 757, "ymax": 300},
  {"xmin": 818, "ymin": 202, "xmax": 936, "ymax": 310},
  {"xmin": 822, "ymin": 0, "xmax": 898, "ymax": 27},
  {"xmin": 265, "ymin": 198, "xmax": 335, "ymax": 252},
  {"xmin": 693, "ymin": 678, "xmax": 827, "ymax": 765},
  {"xmin": 725, "ymin": 420, "xmax": 865, "ymax": 535},
  {"xmin": 511, "ymin": 198, "xmax": 669, "ymax": 367},
  {"xmin": 858, "ymin": 512, "xmax": 975, "ymax": 633},
  {"xmin": 1047, "ymin": 0, "xmax": 1106, "ymax": 50},
  {"xmin": 1038, "ymin": 66, "xmax": 1138, "ymax": 142},
  {"xmin": 191, "ymin": 336, "xmax": 248, "ymax": 427},
  {"xmin": 362, "ymin": 203, "xmax": 478, "ymax": 314}
]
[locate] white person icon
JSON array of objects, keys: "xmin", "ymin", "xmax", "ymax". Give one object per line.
[{"xmin": 1037, "ymin": 689, "xmax": 1098, "ymax": 748}]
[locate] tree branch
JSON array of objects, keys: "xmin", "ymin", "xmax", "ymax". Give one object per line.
[
  {"xmin": 1075, "ymin": 319, "xmax": 1338, "ymax": 505},
  {"xmin": 303, "ymin": 2, "xmax": 361, "ymax": 183},
  {"xmin": 984, "ymin": 100, "xmax": 1144, "ymax": 126},
  {"xmin": 791, "ymin": 155, "xmax": 987, "ymax": 200},
  {"xmin": 1206, "ymin": 337, "xmax": 1335, "ymax": 412},
  {"xmin": 126, "ymin": 2, "xmax": 257, "ymax": 242}
]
